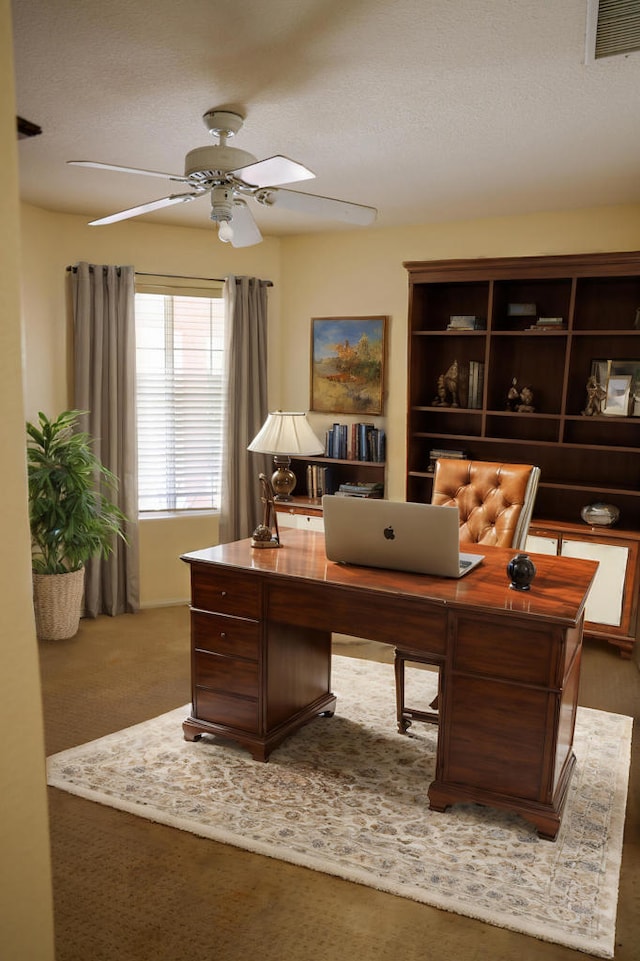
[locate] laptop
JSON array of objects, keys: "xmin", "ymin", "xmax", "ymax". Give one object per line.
[{"xmin": 322, "ymin": 495, "xmax": 484, "ymax": 578}]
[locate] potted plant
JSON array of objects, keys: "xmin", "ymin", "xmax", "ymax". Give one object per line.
[{"xmin": 27, "ymin": 410, "xmax": 127, "ymax": 640}]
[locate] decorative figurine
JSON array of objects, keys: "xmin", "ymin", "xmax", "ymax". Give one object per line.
[
  {"xmin": 432, "ymin": 359, "xmax": 459, "ymax": 407},
  {"xmin": 432, "ymin": 374, "xmax": 447, "ymax": 406},
  {"xmin": 517, "ymin": 385, "xmax": 535, "ymax": 413},
  {"xmin": 580, "ymin": 503, "xmax": 620, "ymax": 527},
  {"xmin": 443, "ymin": 359, "xmax": 459, "ymax": 407},
  {"xmin": 507, "ymin": 553, "xmax": 536, "ymax": 591},
  {"xmin": 506, "ymin": 377, "xmax": 520, "ymax": 412},
  {"xmin": 582, "ymin": 374, "xmax": 606, "ymax": 416}
]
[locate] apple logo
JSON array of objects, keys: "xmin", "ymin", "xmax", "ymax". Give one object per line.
[{"xmin": 383, "ymin": 525, "xmax": 395, "ymax": 540}]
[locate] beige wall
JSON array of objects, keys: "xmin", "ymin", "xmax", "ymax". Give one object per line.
[{"xmin": 0, "ymin": 1, "xmax": 55, "ymax": 957}]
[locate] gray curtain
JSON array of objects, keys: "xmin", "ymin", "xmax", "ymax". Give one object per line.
[
  {"xmin": 71, "ymin": 262, "xmax": 140, "ymax": 616},
  {"xmin": 219, "ymin": 275, "xmax": 270, "ymax": 543}
]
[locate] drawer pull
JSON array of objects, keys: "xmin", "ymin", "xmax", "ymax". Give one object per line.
[
  {"xmin": 220, "ymin": 590, "xmax": 227, "ymax": 597},
  {"xmin": 220, "ymin": 632, "xmax": 227, "ymax": 639}
]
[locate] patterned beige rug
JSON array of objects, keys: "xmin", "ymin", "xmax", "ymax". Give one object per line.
[{"xmin": 47, "ymin": 656, "xmax": 631, "ymax": 958}]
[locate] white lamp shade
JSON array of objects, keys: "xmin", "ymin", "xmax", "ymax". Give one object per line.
[{"xmin": 247, "ymin": 412, "xmax": 324, "ymax": 456}]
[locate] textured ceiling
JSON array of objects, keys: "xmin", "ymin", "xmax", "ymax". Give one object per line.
[{"xmin": 11, "ymin": 0, "xmax": 640, "ymax": 238}]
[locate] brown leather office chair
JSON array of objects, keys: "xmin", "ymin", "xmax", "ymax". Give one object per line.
[{"xmin": 395, "ymin": 458, "xmax": 540, "ymax": 733}]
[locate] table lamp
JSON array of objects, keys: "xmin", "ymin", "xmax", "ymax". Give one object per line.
[{"xmin": 247, "ymin": 411, "xmax": 324, "ymax": 501}]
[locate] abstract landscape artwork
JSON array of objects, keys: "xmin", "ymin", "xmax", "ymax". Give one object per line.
[{"xmin": 310, "ymin": 316, "xmax": 387, "ymax": 414}]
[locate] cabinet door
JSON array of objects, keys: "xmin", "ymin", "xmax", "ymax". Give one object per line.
[
  {"xmin": 526, "ymin": 534, "xmax": 558, "ymax": 556},
  {"xmin": 560, "ymin": 539, "xmax": 628, "ymax": 627}
]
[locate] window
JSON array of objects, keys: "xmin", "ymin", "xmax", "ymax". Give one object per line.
[{"xmin": 135, "ymin": 277, "xmax": 225, "ymax": 513}]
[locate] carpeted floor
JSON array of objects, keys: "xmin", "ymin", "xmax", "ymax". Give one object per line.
[{"xmin": 40, "ymin": 606, "xmax": 640, "ymax": 961}]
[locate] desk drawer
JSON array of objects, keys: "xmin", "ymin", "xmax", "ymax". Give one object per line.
[
  {"xmin": 194, "ymin": 687, "xmax": 259, "ymax": 733},
  {"xmin": 191, "ymin": 565, "xmax": 261, "ymax": 618},
  {"xmin": 195, "ymin": 651, "xmax": 259, "ymax": 698},
  {"xmin": 452, "ymin": 612, "xmax": 558, "ymax": 686},
  {"xmin": 192, "ymin": 610, "xmax": 260, "ymax": 660},
  {"xmin": 267, "ymin": 580, "xmax": 447, "ymax": 651}
]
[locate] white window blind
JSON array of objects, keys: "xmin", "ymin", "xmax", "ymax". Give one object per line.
[{"xmin": 135, "ymin": 278, "xmax": 225, "ymax": 512}]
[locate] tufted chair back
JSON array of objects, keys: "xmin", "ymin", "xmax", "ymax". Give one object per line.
[{"xmin": 432, "ymin": 459, "xmax": 540, "ymax": 550}]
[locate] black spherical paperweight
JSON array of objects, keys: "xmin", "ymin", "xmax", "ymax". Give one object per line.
[{"xmin": 507, "ymin": 553, "xmax": 536, "ymax": 591}]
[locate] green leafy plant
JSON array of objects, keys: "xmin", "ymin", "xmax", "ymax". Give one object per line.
[{"xmin": 27, "ymin": 410, "xmax": 127, "ymax": 575}]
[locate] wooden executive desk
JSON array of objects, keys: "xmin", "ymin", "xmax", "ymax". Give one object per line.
[{"xmin": 181, "ymin": 530, "xmax": 598, "ymax": 840}]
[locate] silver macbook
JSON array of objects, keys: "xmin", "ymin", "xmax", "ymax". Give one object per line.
[{"xmin": 322, "ymin": 495, "xmax": 484, "ymax": 578}]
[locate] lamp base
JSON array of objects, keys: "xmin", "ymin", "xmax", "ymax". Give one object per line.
[{"xmin": 271, "ymin": 456, "xmax": 296, "ymax": 502}]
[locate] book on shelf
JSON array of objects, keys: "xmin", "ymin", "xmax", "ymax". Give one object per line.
[
  {"xmin": 467, "ymin": 360, "xmax": 484, "ymax": 409},
  {"xmin": 305, "ymin": 464, "xmax": 329, "ymax": 498}
]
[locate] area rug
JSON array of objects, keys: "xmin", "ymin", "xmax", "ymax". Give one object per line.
[{"xmin": 46, "ymin": 656, "xmax": 632, "ymax": 958}]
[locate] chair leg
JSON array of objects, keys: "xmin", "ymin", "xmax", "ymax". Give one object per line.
[
  {"xmin": 394, "ymin": 649, "xmax": 441, "ymax": 732},
  {"xmin": 394, "ymin": 650, "xmax": 412, "ymax": 733}
]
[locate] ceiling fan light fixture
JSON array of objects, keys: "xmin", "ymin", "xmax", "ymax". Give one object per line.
[
  {"xmin": 209, "ymin": 184, "xmax": 234, "ymax": 223},
  {"xmin": 218, "ymin": 221, "xmax": 234, "ymax": 243}
]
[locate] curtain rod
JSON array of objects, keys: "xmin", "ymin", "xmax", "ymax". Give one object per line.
[
  {"xmin": 66, "ymin": 265, "xmax": 222, "ymax": 281},
  {"xmin": 65, "ymin": 266, "xmax": 272, "ymax": 286}
]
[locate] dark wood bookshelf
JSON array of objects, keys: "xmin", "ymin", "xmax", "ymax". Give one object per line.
[{"xmin": 404, "ymin": 251, "xmax": 640, "ymax": 656}]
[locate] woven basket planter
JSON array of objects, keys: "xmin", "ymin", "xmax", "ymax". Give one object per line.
[{"xmin": 32, "ymin": 568, "xmax": 85, "ymax": 640}]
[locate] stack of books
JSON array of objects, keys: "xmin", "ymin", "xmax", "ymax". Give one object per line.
[
  {"xmin": 526, "ymin": 316, "xmax": 566, "ymax": 331},
  {"xmin": 428, "ymin": 447, "xmax": 467, "ymax": 473},
  {"xmin": 447, "ymin": 315, "xmax": 485, "ymax": 330},
  {"xmin": 335, "ymin": 482, "xmax": 384, "ymax": 498}
]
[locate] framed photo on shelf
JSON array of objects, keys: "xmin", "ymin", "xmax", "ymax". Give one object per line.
[
  {"xmin": 591, "ymin": 359, "xmax": 640, "ymax": 417},
  {"xmin": 310, "ymin": 316, "xmax": 387, "ymax": 414}
]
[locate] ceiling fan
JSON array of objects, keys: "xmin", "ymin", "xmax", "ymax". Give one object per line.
[{"xmin": 68, "ymin": 109, "xmax": 377, "ymax": 247}]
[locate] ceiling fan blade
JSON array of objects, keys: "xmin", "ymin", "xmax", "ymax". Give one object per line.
[
  {"xmin": 254, "ymin": 187, "xmax": 377, "ymax": 226},
  {"xmin": 232, "ymin": 155, "xmax": 315, "ymax": 188},
  {"xmin": 89, "ymin": 192, "xmax": 203, "ymax": 226},
  {"xmin": 68, "ymin": 160, "xmax": 188, "ymax": 183},
  {"xmin": 221, "ymin": 201, "xmax": 263, "ymax": 248}
]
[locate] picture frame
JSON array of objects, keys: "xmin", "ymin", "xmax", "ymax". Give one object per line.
[
  {"xmin": 591, "ymin": 359, "xmax": 640, "ymax": 417},
  {"xmin": 310, "ymin": 316, "xmax": 387, "ymax": 414}
]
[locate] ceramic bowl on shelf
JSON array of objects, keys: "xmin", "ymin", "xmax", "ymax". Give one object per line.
[{"xmin": 580, "ymin": 503, "xmax": 620, "ymax": 527}]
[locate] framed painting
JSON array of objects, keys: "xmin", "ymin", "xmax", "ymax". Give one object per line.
[{"xmin": 310, "ymin": 316, "xmax": 387, "ymax": 414}]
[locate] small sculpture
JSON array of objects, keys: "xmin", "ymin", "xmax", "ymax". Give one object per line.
[
  {"xmin": 443, "ymin": 359, "xmax": 459, "ymax": 407},
  {"xmin": 506, "ymin": 377, "xmax": 520, "ymax": 412},
  {"xmin": 432, "ymin": 374, "xmax": 447, "ymax": 406},
  {"xmin": 432, "ymin": 359, "xmax": 459, "ymax": 407},
  {"xmin": 517, "ymin": 385, "xmax": 535, "ymax": 413},
  {"xmin": 507, "ymin": 553, "xmax": 536, "ymax": 591},
  {"xmin": 582, "ymin": 375, "xmax": 606, "ymax": 416},
  {"xmin": 580, "ymin": 503, "xmax": 620, "ymax": 527}
]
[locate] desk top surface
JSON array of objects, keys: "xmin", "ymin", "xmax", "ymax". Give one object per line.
[{"xmin": 183, "ymin": 530, "xmax": 598, "ymax": 627}]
